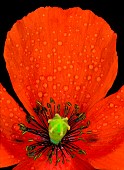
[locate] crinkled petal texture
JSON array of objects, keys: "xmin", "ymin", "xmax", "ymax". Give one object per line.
[
  {"xmin": 77, "ymin": 86, "xmax": 124, "ymax": 169},
  {"xmin": 4, "ymin": 7, "xmax": 117, "ymax": 115}
]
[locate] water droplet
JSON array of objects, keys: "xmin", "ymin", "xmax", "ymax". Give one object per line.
[
  {"xmin": 43, "ymin": 83, "xmax": 47, "ymax": 88},
  {"xmin": 38, "ymin": 92, "xmax": 42, "ymax": 98},
  {"xmin": 7, "ymin": 100, "xmax": 11, "ymax": 104},
  {"xmin": 30, "ymin": 57, "xmax": 33, "ymax": 61},
  {"xmin": 115, "ymin": 115, "xmax": 118, "ymax": 119},
  {"xmin": 47, "ymin": 76, "xmax": 53, "ymax": 82},
  {"xmin": 91, "ymin": 45, "xmax": 94, "ymax": 49},
  {"xmin": 63, "ymin": 66, "xmax": 67, "ymax": 69},
  {"xmin": 116, "ymin": 95, "xmax": 120, "ymax": 99},
  {"xmin": 36, "ymin": 80, "xmax": 40, "ymax": 84},
  {"xmin": 76, "ymin": 86, "xmax": 80, "ymax": 91},
  {"xmin": 5, "ymin": 123, "xmax": 9, "ymax": 127},
  {"xmin": 43, "ymin": 41, "xmax": 47, "ymax": 45},
  {"xmin": 89, "ymin": 65, "xmax": 93, "ymax": 69},
  {"xmin": 94, "ymin": 67, "xmax": 98, "ymax": 72},
  {"xmin": 58, "ymin": 59, "xmax": 61, "ymax": 63},
  {"xmin": 40, "ymin": 76, "xmax": 44, "ymax": 80},
  {"xmin": 26, "ymin": 66, "xmax": 29, "ymax": 70},
  {"xmin": 87, "ymin": 76, "xmax": 91, "ymax": 80},
  {"xmin": 58, "ymin": 67, "xmax": 62, "ymax": 71},
  {"xmin": 64, "ymin": 33, "xmax": 67, "ymax": 36},
  {"xmin": 75, "ymin": 75, "xmax": 79, "ymax": 79},
  {"xmin": 94, "ymin": 34, "xmax": 98, "ymax": 37},
  {"xmin": 103, "ymin": 123, "xmax": 107, "ymax": 126},
  {"xmin": 26, "ymin": 86, "xmax": 31, "ymax": 90},
  {"xmin": 63, "ymin": 86, "xmax": 68, "ymax": 91},
  {"xmin": 84, "ymin": 23, "xmax": 87, "ymax": 26},
  {"xmin": 12, "ymin": 123, "xmax": 20, "ymax": 131},
  {"xmin": 35, "ymin": 48, "xmax": 38, "ymax": 52},
  {"xmin": 53, "ymin": 85, "xmax": 57, "ymax": 90},
  {"xmin": 109, "ymin": 103, "xmax": 114, "ymax": 108},
  {"xmin": 52, "ymin": 48, "xmax": 56, "ymax": 53},
  {"xmin": 96, "ymin": 77, "xmax": 101, "ymax": 82},
  {"xmin": 10, "ymin": 113, "xmax": 14, "ymax": 118},
  {"xmin": 86, "ymin": 94, "xmax": 90, "ymax": 98},
  {"xmin": 16, "ymin": 44, "xmax": 19, "ymax": 48},
  {"xmin": 58, "ymin": 41, "xmax": 63, "ymax": 46}
]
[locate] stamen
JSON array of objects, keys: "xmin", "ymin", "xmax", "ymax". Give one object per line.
[{"xmin": 18, "ymin": 98, "xmax": 95, "ymax": 165}]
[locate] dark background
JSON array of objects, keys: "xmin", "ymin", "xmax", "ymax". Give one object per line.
[{"xmin": 0, "ymin": 0, "xmax": 124, "ymax": 169}]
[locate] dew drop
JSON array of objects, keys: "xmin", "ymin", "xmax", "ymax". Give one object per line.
[
  {"xmin": 63, "ymin": 86, "xmax": 69, "ymax": 91},
  {"xmin": 30, "ymin": 57, "xmax": 33, "ymax": 61},
  {"xmin": 58, "ymin": 67, "xmax": 62, "ymax": 71},
  {"xmin": 47, "ymin": 76, "xmax": 53, "ymax": 82},
  {"xmin": 109, "ymin": 103, "xmax": 114, "ymax": 108},
  {"xmin": 5, "ymin": 123, "xmax": 9, "ymax": 127},
  {"xmin": 12, "ymin": 123, "xmax": 20, "ymax": 131},
  {"xmin": 103, "ymin": 123, "xmax": 107, "ymax": 126},
  {"xmin": 38, "ymin": 92, "xmax": 42, "ymax": 98},
  {"xmin": 26, "ymin": 86, "xmax": 31, "ymax": 90},
  {"xmin": 26, "ymin": 66, "xmax": 29, "ymax": 70},
  {"xmin": 10, "ymin": 113, "xmax": 14, "ymax": 118},
  {"xmin": 58, "ymin": 41, "xmax": 63, "ymax": 46},
  {"xmin": 47, "ymin": 54, "xmax": 51, "ymax": 58},
  {"xmin": 43, "ymin": 41, "xmax": 47, "ymax": 45},
  {"xmin": 87, "ymin": 76, "xmax": 91, "ymax": 80},
  {"xmin": 7, "ymin": 100, "xmax": 11, "ymax": 104},
  {"xmin": 116, "ymin": 95, "xmax": 120, "ymax": 99},
  {"xmin": 89, "ymin": 65, "xmax": 93, "ymax": 69},
  {"xmin": 53, "ymin": 85, "xmax": 57, "ymax": 90},
  {"xmin": 43, "ymin": 83, "xmax": 48, "ymax": 88},
  {"xmin": 76, "ymin": 86, "xmax": 80, "ymax": 91},
  {"xmin": 86, "ymin": 94, "xmax": 91, "ymax": 98},
  {"xmin": 96, "ymin": 77, "xmax": 101, "ymax": 82},
  {"xmin": 75, "ymin": 75, "xmax": 79, "ymax": 79},
  {"xmin": 84, "ymin": 23, "xmax": 87, "ymax": 26},
  {"xmin": 115, "ymin": 115, "xmax": 119, "ymax": 119},
  {"xmin": 91, "ymin": 45, "xmax": 94, "ymax": 49},
  {"xmin": 63, "ymin": 66, "xmax": 67, "ymax": 69},
  {"xmin": 94, "ymin": 67, "xmax": 98, "ymax": 72},
  {"xmin": 36, "ymin": 80, "xmax": 40, "ymax": 84}
]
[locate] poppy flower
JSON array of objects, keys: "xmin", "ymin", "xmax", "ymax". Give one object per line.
[{"xmin": 0, "ymin": 7, "xmax": 124, "ymax": 170}]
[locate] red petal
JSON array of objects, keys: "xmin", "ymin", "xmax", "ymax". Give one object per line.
[
  {"xmin": 0, "ymin": 84, "xmax": 30, "ymax": 166},
  {"xmin": 89, "ymin": 142, "xmax": 124, "ymax": 170},
  {"xmin": 13, "ymin": 155, "xmax": 72, "ymax": 170},
  {"xmin": 71, "ymin": 156, "xmax": 96, "ymax": 170},
  {"xmin": 0, "ymin": 144, "xmax": 19, "ymax": 168},
  {"xmin": 4, "ymin": 7, "xmax": 117, "ymax": 115},
  {"xmin": 81, "ymin": 86, "xmax": 124, "ymax": 158},
  {"xmin": 13, "ymin": 155, "xmax": 95, "ymax": 170}
]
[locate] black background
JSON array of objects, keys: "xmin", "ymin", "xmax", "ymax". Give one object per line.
[{"xmin": 0, "ymin": 0, "xmax": 124, "ymax": 170}]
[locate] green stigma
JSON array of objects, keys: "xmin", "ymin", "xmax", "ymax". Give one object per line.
[{"xmin": 48, "ymin": 114, "xmax": 70, "ymax": 145}]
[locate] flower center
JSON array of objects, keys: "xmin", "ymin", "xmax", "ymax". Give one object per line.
[
  {"xmin": 19, "ymin": 98, "xmax": 93, "ymax": 165},
  {"xmin": 48, "ymin": 114, "xmax": 70, "ymax": 145}
]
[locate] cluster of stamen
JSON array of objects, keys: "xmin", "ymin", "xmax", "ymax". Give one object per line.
[{"xmin": 19, "ymin": 98, "xmax": 92, "ymax": 165}]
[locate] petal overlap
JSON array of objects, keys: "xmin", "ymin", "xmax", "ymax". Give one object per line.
[
  {"xmin": 90, "ymin": 142, "xmax": 124, "ymax": 170},
  {"xmin": 82, "ymin": 86, "xmax": 124, "ymax": 158}
]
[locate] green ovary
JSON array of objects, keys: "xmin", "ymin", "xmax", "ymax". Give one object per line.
[{"xmin": 48, "ymin": 114, "xmax": 70, "ymax": 145}]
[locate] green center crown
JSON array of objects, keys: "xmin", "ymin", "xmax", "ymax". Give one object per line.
[{"xmin": 48, "ymin": 113, "xmax": 70, "ymax": 145}]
